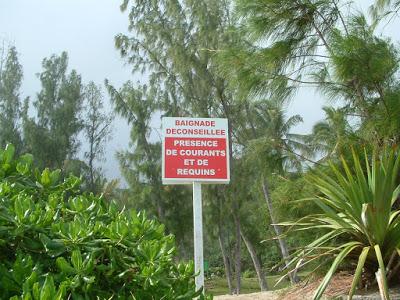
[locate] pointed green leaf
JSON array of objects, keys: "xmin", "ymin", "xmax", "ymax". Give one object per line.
[
  {"xmin": 56, "ymin": 257, "xmax": 76, "ymax": 274},
  {"xmin": 71, "ymin": 250, "xmax": 83, "ymax": 271},
  {"xmin": 374, "ymin": 245, "xmax": 390, "ymax": 300},
  {"xmin": 40, "ymin": 169, "xmax": 51, "ymax": 187},
  {"xmin": 348, "ymin": 246, "xmax": 370, "ymax": 300},
  {"xmin": 40, "ymin": 276, "xmax": 56, "ymax": 300},
  {"xmin": 4, "ymin": 144, "xmax": 15, "ymax": 164},
  {"xmin": 313, "ymin": 242, "xmax": 359, "ymax": 300}
]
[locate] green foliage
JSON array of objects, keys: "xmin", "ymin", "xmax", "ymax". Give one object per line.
[
  {"xmin": 242, "ymin": 269, "xmax": 255, "ymax": 279},
  {"xmin": 241, "ymin": 98, "xmax": 308, "ymax": 174},
  {"xmin": 236, "ymin": 0, "xmax": 337, "ymax": 43},
  {"xmin": 229, "ymin": 0, "xmax": 400, "ymax": 148},
  {"xmin": 330, "ymin": 17, "xmax": 398, "ymax": 90},
  {"xmin": 306, "ymin": 107, "xmax": 356, "ymax": 159},
  {"xmin": 3, "ymin": 0, "xmax": 400, "ymax": 295},
  {"xmin": 285, "ymin": 148, "xmax": 400, "ymax": 299},
  {"xmin": 83, "ymin": 81, "xmax": 112, "ymax": 194},
  {"xmin": 0, "ymin": 144, "xmax": 205, "ymax": 299},
  {"xmin": 22, "ymin": 52, "xmax": 84, "ymax": 169},
  {"xmin": 218, "ymin": 7, "xmax": 400, "ymax": 293},
  {"xmin": 226, "ymin": 0, "xmax": 340, "ymax": 99},
  {"xmin": 116, "ymin": 0, "xmax": 235, "ymax": 117},
  {"xmin": 371, "ymin": 0, "xmax": 400, "ymax": 23},
  {"xmin": 105, "ymin": 79, "xmax": 194, "ymax": 259}
]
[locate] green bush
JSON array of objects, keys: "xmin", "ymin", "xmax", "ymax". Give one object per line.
[
  {"xmin": 242, "ymin": 269, "xmax": 255, "ymax": 279},
  {"xmin": 285, "ymin": 148, "xmax": 400, "ymax": 299},
  {"xmin": 0, "ymin": 144, "xmax": 204, "ymax": 299}
]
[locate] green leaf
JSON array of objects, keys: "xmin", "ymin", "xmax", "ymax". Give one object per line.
[
  {"xmin": 39, "ymin": 233, "xmax": 66, "ymax": 256},
  {"xmin": 14, "ymin": 194, "xmax": 32, "ymax": 223},
  {"xmin": 56, "ymin": 257, "xmax": 76, "ymax": 274},
  {"xmin": 71, "ymin": 250, "xmax": 83, "ymax": 271},
  {"xmin": 16, "ymin": 153, "xmax": 33, "ymax": 175},
  {"xmin": 22, "ymin": 271, "xmax": 38, "ymax": 292},
  {"xmin": 16, "ymin": 162, "xmax": 29, "ymax": 175},
  {"xmin": 3, "ymin": 144, "xmax": 15, "ymax": 164},
  {"xmin": 40, "ymin": 276, "xmax": 56, "ymax": 300},
  {"xmin": 32, "ymin": 282, "xmax": 40, "ymax": 300},
  {"xmin": 40, "ymin": 169, "xmax": 51, "ymax": 187},
  {"xmin": 313, "ymin": 242, "xmax": 360, "ymax": 300},
  {"xmin": 374, "ymin": 245, "xmax": 390, "ymax": 300},
  {"xmin": 50, "ymin": 169, "xmax": 61, "ymax": 186},
  {"xmin": 14, "ymin": 195, "xmax": 25, "ymax": 222},
  {"xmin": 348, "ymin": 246, "xmax": 370, "ymax": 299},
  {"xmin": 54, "ymin": 282, "xmax": 67, "ymax": 300}
]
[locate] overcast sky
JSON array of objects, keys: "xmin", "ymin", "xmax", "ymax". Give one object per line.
[{"xmin": 0, "ymin": 0, "xmax": 399, "ymax": 182}]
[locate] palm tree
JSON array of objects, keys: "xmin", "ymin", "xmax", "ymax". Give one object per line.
[
  {"xmin": 306, "ymin": 106, "xmax": 355, "ymax": 160},
  {"xmin": 242, "ymin": 98, "xmax": 310, "ymax": 283}
]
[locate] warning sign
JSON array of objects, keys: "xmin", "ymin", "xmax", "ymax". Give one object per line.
[{"xmin": 162, "ymin": 117, "xmax": 230, "ymax": 184}]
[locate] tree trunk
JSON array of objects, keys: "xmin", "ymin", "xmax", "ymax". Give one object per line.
[
  {"xmin": 156, "ymin": 198, "xmax": 164, "ymax": 221},
  {"xmin": 233, "ymin": 213, "xmax": 241, "ymax": 294},
  {"xmin": 217, "ymin": 187, "xmax": 234, "ymax": 294},
  {"xmin": 240, "ymin": 227, "xmax": 268, "ymax": 291},
  {"xmin": 88, "ymin": 117, "xmax": 95, "ymax": 192},
  {"xmin": 261, "ymin": 176, "xmax": 299, "ymax": 284},
  {"xmin": 153, "ymin": 185, "xmax": 165, "ymax": 222},
  {"xmin": 218, "ymin": 229, "xmax": 234, "ymax": 294},
  {"xmin": 89, "ymin": 152, "xmax": 95, "ymax": 192}
]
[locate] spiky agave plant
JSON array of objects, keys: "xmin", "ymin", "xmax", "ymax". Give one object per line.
[{"xmin": 285, "ymin": 148, "xmax": 400, "ymax": 299}]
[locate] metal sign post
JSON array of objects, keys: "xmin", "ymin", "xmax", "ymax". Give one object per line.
[
  {"xmin": 193, "ymin": 182, "xmax": 204, "ymax": 292},
  {"xmin": 161, "ymin": 117, "xmax": 230, "ymax": 295}
]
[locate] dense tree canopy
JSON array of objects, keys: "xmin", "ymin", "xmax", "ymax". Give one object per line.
[{"xmin": 23, "ymin": 52, "xmax": 84, "ymax": 169}]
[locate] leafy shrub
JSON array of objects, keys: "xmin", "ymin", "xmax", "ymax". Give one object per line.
[
  {"xmin": 285, "ymin": 148, "xmax": 400, "ymax": 299},
  {"xmin": 242, "ymin": 269, "xmax": 255, "ymax": 279},
  {"xmin": 0, "ymin": 144, "xmax": 204, "ymax": 299}
]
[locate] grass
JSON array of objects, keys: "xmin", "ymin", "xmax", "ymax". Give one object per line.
[{"xmin": 205, "ymin": 276, "xmax": 290, "ymax": 296}]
